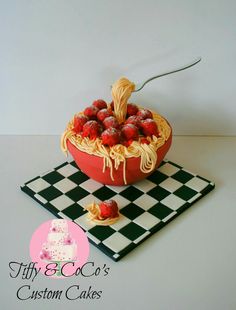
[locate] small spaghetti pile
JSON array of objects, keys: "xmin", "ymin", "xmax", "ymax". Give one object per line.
[{"xmin": 84, "ymin": 200, "xmax": 120, "ymax": 226}]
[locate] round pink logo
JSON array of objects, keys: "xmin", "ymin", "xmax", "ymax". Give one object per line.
[{"xmin": 30, "ymin": 219, "xmax": 90, "ymax": 279}]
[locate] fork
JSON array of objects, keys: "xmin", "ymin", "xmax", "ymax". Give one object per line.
[{"xmin": 133, "ymin": 57, "xmax": 201, "ymax": 92}]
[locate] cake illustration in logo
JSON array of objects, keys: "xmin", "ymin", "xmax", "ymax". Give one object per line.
[{"xmin": 39, "ymin": 219, "xmax": 77, "ymax": 262}]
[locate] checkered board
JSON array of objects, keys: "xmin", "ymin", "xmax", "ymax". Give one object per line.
[{"xmin": 21, "ymin": 160, "xmax": 215, "ymax": 261}]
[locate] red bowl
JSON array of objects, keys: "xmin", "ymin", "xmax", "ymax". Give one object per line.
[{"xmin": 67, "ymin": 128, "xmax": 172, "ymax": 186}]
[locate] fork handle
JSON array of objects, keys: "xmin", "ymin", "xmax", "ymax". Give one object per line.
[{"xmin": 134, "ymin": 57, "xmax": 202, "ymax": 92}]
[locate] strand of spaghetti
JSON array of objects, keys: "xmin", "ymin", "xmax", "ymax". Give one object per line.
[
  {"xmin": 110, "ymin": 144, "xmax": 126, "ymax": 169},
  {"xmin": 141, "ymin": 143, "xmax": 157, "ymax": 172},
  {"xmin": 109, "ymin": 144, "xmax": 129, "ymax": 184},
  {"xmin": 98, "ymin": 144, "xmax": 114, "ymax": 181},
  {"xmin": 129, "ymin": 141, "xmax": 156, "ymax": 173},
  {"xmin": 109, "ymin": 144, "xmax": 128, "ymax": 183},
  {"xmin": 140, "ymin": 146, "xmax": 152, "ymax": 171},
  {"xmin": 123, "ymin": 158, "xmax": 127, "ymax": 185},
  {"xmin": 60, "ymin": 130, "xmax": 73, "ymax": 153}
]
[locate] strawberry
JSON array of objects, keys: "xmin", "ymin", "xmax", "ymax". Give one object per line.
[
  {"xmin": 99, "ymin": 200, "xmax": 119, "ymax": 219},
  {"xmin": 127, "ymin": 103, "xmax": 139, "ymax": 116},
  {"xmin": 137, "ymin": 109, "xmax": 153, "ymax": 120},
  {"xmin": 73, "ymin": 115, "xmax": 88, "ymax": 133},
  {"xmin": 121, "ymin": 124, "xmax": 139, "ymax": 141},
  {"xmin": 101, "ymin": 128, "xmax": 121, "ymax": 146},
  {"xmin": 92, "ymin": 99, "xmax": 107, "ymax": 110},
  {"xmin": 125, "ymin": 115, "xmax": 142, "ymax": 128},
  {"xmin": 103, "ymin": 116, "xmax": 119, "ymax": 129},
  {"xmin": 97, "ymin": 108, "xmax": 113, "ymax": 122},
  {"xmin": 140, "ymin": 118, "xmax": 159, "ymax": 137},
  {"xmin": 82, "ymin": 120, "xmax": 101, "ymax": 139},
  {"xmin": 84, "ymin": 105, "xmax": 99, "ymax": 119}
]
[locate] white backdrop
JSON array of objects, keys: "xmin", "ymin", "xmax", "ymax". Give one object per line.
[{"xmin": 1, "ymin": 0, "xmax": 236, "ymax": 135}]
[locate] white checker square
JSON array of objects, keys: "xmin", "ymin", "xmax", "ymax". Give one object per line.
[
  {"xmin": 112, "ymin": 194, "xmax": 130, "ymax": 209},
  {"xmin": 53, "ymin": 178, "xmax": 77, "ymax": 193},
  {"xmin": 79, "ymin": 179, "xmax": 104, "ymax": 193},
  {"xmin": 51, "ymin": 195, "xmax": 74, "ymax": 211},
  {"xmin": 74, "ymin": 213, "xmax": 96, "ymax": 230},
  {"xmin": 57, "ymin": 164, "xmax": 78, "ymax": 177},
  {"xmin": 161, "ymin": 194, "xmax": 186, "ymax": 210},
  {"xmin": 159, "ymin": 177, "xmax": 183, "ymax": 193},
  {"xmin": 110, "ymin": 214, "xmax": 131, "ymax": 231},
  {"xmin": 158, "ymin": 162, "xmax": 180, "ymax": 176},
  {"xmin": 185, "ymin": 177, "xmax": 209, "ymax": 192},
  {"xmin": 133, "ymin": 179, "xmax": 156, "ymax": 193},
  {"xmin": 77, "ymin": 194, "xmax": 101, "ymax": 208},
  {"xmin": 27, "ymin": 178, "xmax": 50, "ymax": 193},
  {"xmin": 133, "ymin": 195, "xmax": 157, "ymax": 211},
  {"xmin": 134, "ymin": 212, "xmax": 160, "ymax": 230},
  {"xmin": 102, "ymin": 232, "xmax": 131, "ymax": 253}
]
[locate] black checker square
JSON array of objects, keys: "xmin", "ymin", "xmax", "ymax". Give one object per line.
[
  {"xmin": 38, "ymin": 186, "xmax": 62, "ymax": 201},
  {"xmin": 172, "ymin": 170, "xmax": 194, "ymax": 184},
  {"xmin": 120, "ymin": 203, "xmax": 145, "ymax": 220},
  {"xmin": 62, "ymin": 203, "xmax": 86, "ymax": 220},
  {"xmin": 148, "ymin": 203, "xmax": 174, "ymax": 220},
  {"xmin": 119, "ymin": 186, "xmax": 143, "ymax": 201},
  {"xmin": 174, "ymin": 185, "xmax": 198, "ymax": 201},
  {"xmin": 68, "ymin": 171, "xmax": 89, "ymax": 185},
  {"xmin": 147, "ymin": 170, "xmax": 169, "ymax": 184},
  {"xmin": 88, "ymin": 225, "xmax": 116, "ymax": 242},
  {"xmin": 66, "ymin": 186, "xmax": 89, "ymax": 202},
  {"xmin": 21, "ymin": 159, "xmax": 215, "ymax": 262},
  {"xmin": 92, "ymin": 186, "xmax": 116, "ymax": 200},
  {"xmin": 119, "ymin": 222, "xmax": 147, "ymax": 241},
  {"xmin": 147, "ymin": 186, "xmax": 170, "ymax": 201},
  {"xmin": 42, "ymin": 170, "xmax": 64, "ymax": 185}
]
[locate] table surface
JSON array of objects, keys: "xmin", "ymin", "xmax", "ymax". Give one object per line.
[{"xmin": 1, "ymin": 135, "xmax": 235, "ymax": 310}]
